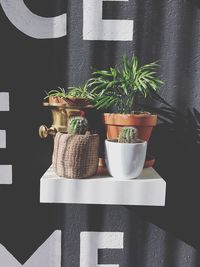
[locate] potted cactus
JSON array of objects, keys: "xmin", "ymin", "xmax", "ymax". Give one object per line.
[
  {"xmin": 105, "ymin": 127, "xmax": 147, "ymax": 179},
  {"xmin": 52, "ymin": 117, "xmax": 99, "ymax": 179}
]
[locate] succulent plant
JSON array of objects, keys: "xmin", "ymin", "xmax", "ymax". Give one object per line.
[
  {"xmin": 67, "ymin": 116, "xmax": 88, "ymax": 135},
  {"xmin": 118, "ymin": 127, "xmax": 138, "ymax": 143}
]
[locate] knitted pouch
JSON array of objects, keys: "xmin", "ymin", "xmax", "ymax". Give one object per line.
[{"xmin": 52, "ymin": 132, "xmax": 99, "ymax": 178}]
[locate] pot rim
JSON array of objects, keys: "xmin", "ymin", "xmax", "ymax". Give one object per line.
[
  {"xmin": 43, "ymin": 102, "xmax": 94, "ymax": 108},
  {"xmin": 103, "ymin": 112, "xmax": 157, "ymax": 117},
  {"xmin": 103, "ymin": 112, "xmax": 157, "ymax": 126},
  {"xmin": 105, "ymin": 139, "xmax": 147, "ymax": 146},
  {"xmin": 57, "ymin": 132, "xmax": 99, "ymax": 137}
]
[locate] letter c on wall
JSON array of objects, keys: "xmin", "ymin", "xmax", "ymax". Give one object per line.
[{"xmin": 0, "ymin": 0, "xmax": 67, "ymax": 39}]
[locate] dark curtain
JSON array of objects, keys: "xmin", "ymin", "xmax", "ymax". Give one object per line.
[{"xmin": 0, "ymin": 0, "xmax": 200, "ymax": 266}]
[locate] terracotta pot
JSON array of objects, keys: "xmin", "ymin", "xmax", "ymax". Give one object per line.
[
  {"xmin": 144, "ymin": 157, "xmax": 155, "ymax": 168},
  {"xmin": 49, "ymin": 96, "xmax": 60, "ymax": 104},
  {"xmin": 48, "ymin": 96, "xmax": 90, "ymax": 107},
  {"xmin": 96, "ymin": 158, "xmax": 109, "ymax": 176},
  {"xmin": 103, "ymin": 113, "xmax": 157, "ymax": 141},
  {"xmin": 64, "ymin": 97, "xmax": 91, "ymax": 107}
]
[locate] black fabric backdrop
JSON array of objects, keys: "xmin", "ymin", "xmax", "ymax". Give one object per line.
[{"xmin": 1, "ymin": 0, "xmax": 200, "ymax": 266}]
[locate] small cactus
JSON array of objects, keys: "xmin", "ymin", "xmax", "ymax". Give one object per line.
[
  {"xmin": 118, "ymin": 127, "xmax": 138, "ymax": 143},
  {"xmin": 67, "ymin": 116, "xmax": 88, "ymax": 135}
]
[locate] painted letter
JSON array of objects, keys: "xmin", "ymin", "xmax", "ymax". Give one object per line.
[
  {"xmin": 0, "ymin": 0, "xmax": 67, "ymax": 39},
  {"xmin": 83, "ymin": 0, "xmax": 133, "ymax": 41},
  {"xmin": 0, "ymin": 230, "xmax": 61, "ymax": 266},
  {"xmin": 80, "ymin": 231, "xmax": 124, "ymax": 267},
  {"xmin": 0, "ymin": 92, "xmax": 12, "ymax": 184}
]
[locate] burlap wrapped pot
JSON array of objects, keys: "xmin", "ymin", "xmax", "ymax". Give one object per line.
[{"xmin": 52, "ymin": 132, "xmax": 99, "ymax": 178}]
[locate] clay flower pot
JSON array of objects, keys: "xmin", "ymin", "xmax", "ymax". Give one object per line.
[
  {"xmin": 103, "ymin": 113, "xmax": 157, "ymax": 141},
  {"xmin": 48, "ymin": 96, "xmax": 90, "ymax": 107},
  {"xmin": 49, "ymin": 96, "xmax": 61, "ymax": 104},
  {"xmin": 64, "ymin": 97, "xmax": 91, "ymax": 107},
  {"xmin": 144, "ymin": 156, "xmax": 156, "ymax": 168}
]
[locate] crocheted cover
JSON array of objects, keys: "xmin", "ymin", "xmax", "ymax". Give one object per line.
[{"xmin": 52, "ymin": 132, "xmax": 99, "ymax": 178}]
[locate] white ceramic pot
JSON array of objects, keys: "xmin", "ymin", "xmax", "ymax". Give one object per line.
[{"xmin": 105, "ymin": 140, "xmax": 147, "ymax": 180}]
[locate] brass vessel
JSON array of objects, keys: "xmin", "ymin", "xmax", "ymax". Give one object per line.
[{"xmin": 39, "ymin": 102, "xmax": 93, "ymax": 138}]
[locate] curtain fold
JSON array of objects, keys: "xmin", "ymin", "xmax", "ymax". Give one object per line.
[{"xmin": 0, "ymin": 0, "xmax": 200, "ymax": 266}]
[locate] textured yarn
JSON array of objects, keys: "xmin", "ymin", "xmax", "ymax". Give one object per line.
[{"xmin": 53, "ymin": 132, "xmax": 99, "ymax": 178}]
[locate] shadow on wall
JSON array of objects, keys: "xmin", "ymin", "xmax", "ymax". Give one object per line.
[
  {"xmin": 133, "ymin": 93, "xmax": 200, "ymax": 249},
  {"xmin": 187, "ymin": 0, "xmax": 200, "ymax": 8}
]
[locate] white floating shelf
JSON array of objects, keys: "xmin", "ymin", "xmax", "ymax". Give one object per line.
[{"xmin": 40, "ymin": 166, "xmax": 166, "ymax": 206}]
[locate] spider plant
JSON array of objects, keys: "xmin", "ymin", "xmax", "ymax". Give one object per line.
[
  {"xmin": 44, "ymin": 83, "xmax": 95, "ymax": 101},
  {"xmin": 88, "ymin": 55, "xmax": 164, "ymax": 114},
  {"xmin": 68, "ymin": 82, "xmax": 95, "ymax": 101},
  {"xmin": 44, "ymin": 87, "xmax": 67, "ymax": 99}
]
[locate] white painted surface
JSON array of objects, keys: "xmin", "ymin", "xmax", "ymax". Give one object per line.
[
  {"xmin": 0, "ymin": 230, "xmax": 61, "ymax": 267},
  {"xmin": 0, "ymin": 93, "xmax": 12, "ymax": 184},
  {"xmin": 105, "ymin": 140, "xmax": 147, "ymax": 179},
  {"xmin": 0, "ymin": 92, "xmax": 9, "ymax": 111},
  {"xmin": 0, "ymin": 165, "xmax": 12, "ymax": 184},
  {"xmin": 0, "ymin": 0, "xmax": 67, "ymax": 39},
  {"xmin": 0, "ymin": 130, "xmax": 6, "ymax": 148},
  {"xmin": 83, "ymin": 0, "xmax": 133, "ymax": 41},
  {"xmin": 40, "ymin": 166, "xmax": 166, "ymax": 206},
  {"xmin": 80, "ymin": 232, "xmax": 123, "ymax": 267}
]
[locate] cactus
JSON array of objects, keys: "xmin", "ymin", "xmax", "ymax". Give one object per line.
[
  {"xmin": 67, "ymin": 116, "xmax": 88, "ymax": 135},
  {"xmin": 118, "ymin": 127, "xmax": 138, "ymax": 143}
]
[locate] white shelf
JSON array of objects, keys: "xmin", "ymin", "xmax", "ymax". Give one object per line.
[{"xmin": 40, "ymin": 166, "xmax": 166, "ymax": 206}]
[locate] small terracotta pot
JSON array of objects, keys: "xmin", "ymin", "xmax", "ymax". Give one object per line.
[
  {"xmin": 49, "ymin": 96, "xmax": 60, "ymax": 104},
  {"xmin": 96, "ymin": 158, "xmax": 109, "ymax": 176},
  {"xmin": 103, "ymin": 113, "xmax": 157, "ymax": 141},
  {"xmin": 144, "ymin": 157, "xmax": 155, "ymax": 168},
  {"xmin": 49, "ymin": 96, "xmax": 90, "ymax": 107},
  {"xmin": 64, "ymin": 97, "xmax": 91, "ymax": 107}
]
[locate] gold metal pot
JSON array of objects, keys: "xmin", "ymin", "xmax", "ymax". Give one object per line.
[{"xmin": 39, "ymin": 103, "xmax": 93, "ymax": 138}]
